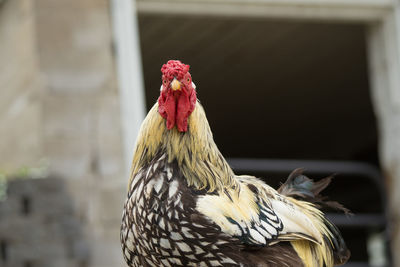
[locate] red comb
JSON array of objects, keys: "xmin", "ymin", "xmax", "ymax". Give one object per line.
[{"xmin": 161, "ymin": 60, "xmax": 190, "ymax": 80}]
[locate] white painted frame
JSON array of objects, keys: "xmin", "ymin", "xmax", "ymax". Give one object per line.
[
  {"xmin": 112, "ymin": 0, "xmax": 400, "ymax": 175},
  {"xmin": 134, "ymin": 0, "xmax": 400, "ymax": 262},
  {"xmin": 111, "ymin": 0, "xmax": 146, "ymax": 177},
  {"xmin": 138, "ymin": 0, "xmax": 392, "ymax": 21},
  {"xmin": 137, "ymin": 0, "xmax": 400, "ymax": 108},
  {"xmin": 113, "ymin": 0, "xmax": 400, "ymax": 262}
]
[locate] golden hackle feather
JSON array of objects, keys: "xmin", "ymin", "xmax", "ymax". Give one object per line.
[
  {"xmin": 129, "ymin": 102, "xmax": 237, "ymax": 192},
  {"xmin": 289, "ymin": 198, "xmax": 335, "ymax": 267}
]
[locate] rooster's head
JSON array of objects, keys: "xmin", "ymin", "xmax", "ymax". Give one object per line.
[{"xmin": 158, "ymin": 60, "xmax": 197, "ymax": 132}]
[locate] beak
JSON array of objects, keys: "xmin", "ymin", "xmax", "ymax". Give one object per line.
[{"xmin": 171, "ymin": 78, "xmax": 181, "ymax": 91}]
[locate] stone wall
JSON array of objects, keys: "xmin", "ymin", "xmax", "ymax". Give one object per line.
[
  {"xmin": 0, "ymin": 178, "xmax": 88, "ymax": 267},
  {"xmin": 34, "ymin": 0, "xmax": 126, "ymax": 266},
  {"xmin": 0, "ymin": 0, "xmax": 43, "ymax": 172},
  {"xmin": 0, "ymin": 0, "xmax": 127, "ymax": 266}
]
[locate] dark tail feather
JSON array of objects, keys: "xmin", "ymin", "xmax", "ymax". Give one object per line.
[
  {"xmin": 278, "ymin": 168, "xmax": 351, "ymax": 214},
  {"xmin": 324, "ymin": 219, "xmax": 351, "ymax": 265},
  {"xmin": 278, "ymin": 168, "xmax": 351, "ymax": 265}
]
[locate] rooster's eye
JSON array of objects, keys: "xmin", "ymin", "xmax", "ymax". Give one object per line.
[
  {"xmin": 187, "ymin": 78, "xmax": 190, "ymax": 83},
  {"xmin": 163, "ymin": 80, "xmax": 167, "ymax": 84}
]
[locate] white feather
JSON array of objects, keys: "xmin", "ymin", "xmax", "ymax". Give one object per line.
[
  {"xmin": 170, "ymin": 232, "xmax": 183, "ymax": 240},
  {"xmin": 261, "ymin": 220, "xmax": 277, "ymax": 236},
  {"xmin": 160, "ymin": 238, "xmax": 171, "ymax": 249},
  {"xmin": 249, "ymin": 228, "xmax": 266, "ymax": 244},
  {"xmin": 270, "ymin": 198, "xmax": 322, "ymax": 243},
  {"xmin": 168, "ymin": 180, "xmax": 179, "ymax": 198},
  {"xmin": 176, "ymin": 242, "xmax": 191, "ymax": 252},
  {"xmin": 194, "ymin": 245, "xmax": 205, "ymax": 254},
  {"xmin": 255, "ymin": 224, "xmax": 272, "ymax": 239},
  {"xmin": 154, "ymin": 176, "xmax": 164, "ymax": 193}
]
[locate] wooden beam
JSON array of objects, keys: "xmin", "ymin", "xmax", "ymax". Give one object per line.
[
  {"xmin": 137, "ymin": 0, "xmax": 393, "ymax": 22},
  {"xmin": 111, "ymin": 0, "xmax": 146, "ymax": 177},
  {"xmin": 367, "ymin": 3, "xmax": 400, "ymax": 266}
]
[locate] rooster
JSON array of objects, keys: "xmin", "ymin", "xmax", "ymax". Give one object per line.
[{"xmin": 120, "ymin": 60, "xmax": 350, "ymax": 267}]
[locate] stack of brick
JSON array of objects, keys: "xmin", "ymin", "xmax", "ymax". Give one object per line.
[{"xmin": 0, "ymin": 178, "xmax": 89, "ymax": 267}]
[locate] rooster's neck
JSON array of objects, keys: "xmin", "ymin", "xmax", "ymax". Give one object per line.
[{"xmin": 129, "ymin": 102, "xmax": 236, "ymax": 192}]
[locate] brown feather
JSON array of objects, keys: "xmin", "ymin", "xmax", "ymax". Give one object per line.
[{"xmin": 242, "ymin": 243, "xmax": 305, "ymax": 267}]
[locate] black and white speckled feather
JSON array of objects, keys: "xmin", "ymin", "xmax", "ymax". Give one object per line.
[
  {"xmin": 121, "ymin": 152, "xmax": 251, "ymax": 267},
  {"xmin": 120, "ymin": 150, "xmax": 336, "ymax": 266},
  {"xmin": 121, "ymin": 61, "xmax": 350, "ymax": 267}
]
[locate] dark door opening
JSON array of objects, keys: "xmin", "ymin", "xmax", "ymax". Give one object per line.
[{"xmin": 139, "ymin": 15, "xmax": 386, "ymax": 265}]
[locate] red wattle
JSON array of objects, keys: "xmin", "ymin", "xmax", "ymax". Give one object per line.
[
  {"xmin": 158, "ymin": 88, "xmax": 196, "ymax": 132},
  {"xmin": 176, "ymin": 92, "xmax": 190, "ymax": 132},
  {"xmin": 158, "ymin": 90, "xmax": 175, "ymax": 130},
  {"xmin": 165, "ymin": 95, "xmax": 177, "ymax": 130}
]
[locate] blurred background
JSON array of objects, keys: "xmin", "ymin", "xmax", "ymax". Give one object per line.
[{"xmin": 0, "ymin": 0, "xmax": 399, "ymax": 266}]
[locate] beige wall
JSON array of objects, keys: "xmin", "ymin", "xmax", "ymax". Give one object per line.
[
  {"xmin": 0, "ymin": 0, "xmax": 43, "ymax": 173},
  {"xmin": 0, "ymin": 0, "xmax": 127, "ymax": 266},
  {"xmin": 34, "ymin": 0, "xmax": 126, "ymax": 266}
]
